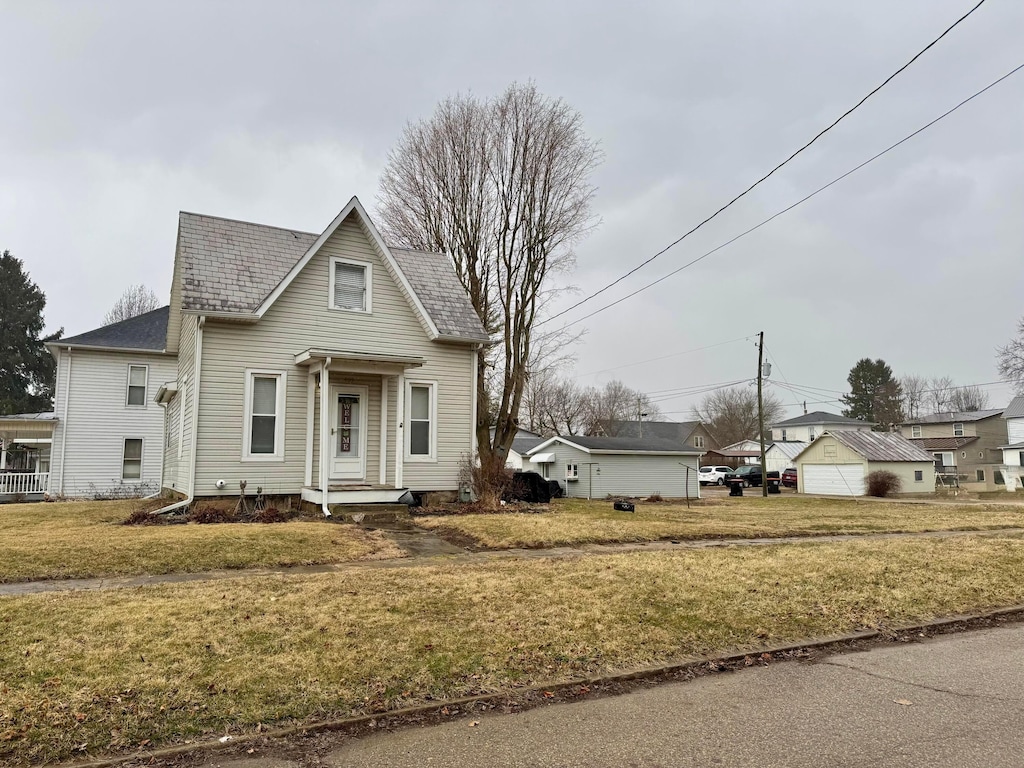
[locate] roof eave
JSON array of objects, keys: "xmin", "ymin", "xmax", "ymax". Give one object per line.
[{"xmin": 44, "ymin": 342, "xmax": 170, "ymax": 355}]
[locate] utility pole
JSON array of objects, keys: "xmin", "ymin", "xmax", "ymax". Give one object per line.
[
  {"xmin": 637, "ymin": 396, "xmax": 647, "ymax": 437},
  {"xmin": 757, "ymin": 331, "xmax": 768, "ymax": 497}
]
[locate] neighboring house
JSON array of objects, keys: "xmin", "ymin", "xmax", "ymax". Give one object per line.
[
  {"xmin": 700, "ymin": 448, "xmax": 761, "ymax": 467},
  {"xmin": 794, "ymin": 430, "xmax": 935, "ymax": 497},
  {"xmin": 998, "ymin": 396, "xmax": 1024, "ymax": 491},
  {"xmin": 491, "ymin": 427, "xmax": 544, "ymax": 471},
  {"xmin": 0, "ymin": 412, "xmax": 57, "ymax": 498},
  {"xmin": 46, "ymin": 307, "xmax": 177, "ymax": 498},
  {"xmin": 525, "ymin": 435, "xmax": 702, "ymax": 499},
  {"xmin": 764, "ymin": 441, "xmax": 807, "ymax": 474},
  {"xmin": 594, "ymin": 420, "xmax": 718, "ymax": 452},
  {"xmin": 158, "ymin": 196, "xmax": 488, "ymax": 511},
  {"xmin": 720, "ymin": 440, "xmax": 762, "ymax": 465},
  {"xmin": 898, "ymin": 408, "xmax": 1007, "ymax": 491},
  {"xmin": 770, "ymin": 411, "xmax": 872, "ymax": 443}
]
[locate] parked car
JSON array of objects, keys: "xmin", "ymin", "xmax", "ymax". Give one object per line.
[
  {"xmin": 724, "ymin": 465, "xmax": 779, "ymax": 487},
  {"xmin": 781, "ymin": 467, "xmax": 798, "ymax": 489},
  {"xmin": 699, "ymin": 465, "xmax": 732, "ymax": 486}
]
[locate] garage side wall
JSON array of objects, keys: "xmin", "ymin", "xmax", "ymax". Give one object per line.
[
  {"xmin": 868, "ymin": 461, "xmax": 935, "ymax": 495},
  {"xmin": 796, "ymin": 437, "xmax": 865, "ymax": 494}
]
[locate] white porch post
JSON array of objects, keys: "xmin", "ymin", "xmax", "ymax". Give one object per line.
[
  {"xmin": 395, "ymin": 374, "xmax": 405, "ymax": 488},
  {"xmin": 304, "ymin": 371, "xmax": 315, "ymax": 488},
  {"xmin": 0, "ymin": 440, "xmax": 6, "ymax": 471},
  {"xmin": 379, "ymin": 377, "xmax": 388, "ymax": 485},
  {"xmin": 319, "ymin": 358, "xmax": 331, "ymax": 516}
]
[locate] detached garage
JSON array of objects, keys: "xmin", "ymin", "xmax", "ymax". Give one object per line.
[
  {"xmin": 525, "ymin": 436, "xmax": 703, "ymax": 499},
  {"xmin": 795, "ymin": 430, "xmax": 935, "ymax": 496}
]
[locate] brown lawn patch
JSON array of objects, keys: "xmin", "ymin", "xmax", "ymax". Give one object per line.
[
  {"xmin": 418, "ymin": 495, "xmax": 1024, "ymax": 549},
  {"xmin": 0, "ymin": 501, "xmax": 404, "ymax": 583},
  {"xmin": 3, "ymin": 534, "xmax": 1024, "ymax": 763}
]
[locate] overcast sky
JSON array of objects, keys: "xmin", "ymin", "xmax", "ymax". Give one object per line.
[{"xmin": 3, "ymin": 0, "xmax": 1022, "ymax": 418}]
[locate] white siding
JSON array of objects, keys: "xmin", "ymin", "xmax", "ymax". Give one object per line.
[
  {"xmin": 191, "ymin": 214, "xmax": 475, "ymax": 497},
  {"xmin": 51, "ymin": 348, "xmax": 177, "ymax": 498},
  {"xmin": 162, "ymin": 314, "xmax": 197, "ymax": 495},
  {"xmin": 771, "ymin": 424, "xmax": 870, "ymax": 442},
  {"xmin": 1008, "ymin": 418, "xmax": 1024, "ymax": 445}
]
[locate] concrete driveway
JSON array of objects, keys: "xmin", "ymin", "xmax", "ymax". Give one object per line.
[{"xmin": 322, "ymin": 624, "xmax": 1024, "ymax": 768}]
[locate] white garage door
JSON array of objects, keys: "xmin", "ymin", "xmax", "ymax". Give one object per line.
[{"xmin": 803, "ymin": 464, "xmax": 865, "ymax": 496}]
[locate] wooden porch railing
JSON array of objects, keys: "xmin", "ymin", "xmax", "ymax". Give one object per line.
[{"xmin": 0, "ymin": 472, "xmax": 50, "ymax": 495}]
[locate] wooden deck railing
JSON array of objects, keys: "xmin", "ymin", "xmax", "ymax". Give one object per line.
[{"xmin": 0, "ymin": 472, "xmax": 50, "ymax": 495}]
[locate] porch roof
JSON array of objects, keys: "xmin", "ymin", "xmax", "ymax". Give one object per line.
[{"xmin": 294, "ymin": 348, "xmax": 425, "ymax": 370}]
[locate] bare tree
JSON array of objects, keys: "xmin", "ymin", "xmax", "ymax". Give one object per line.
[
  {"xmin": 998, "ymin": 317, "xmax": 1024, "ymax": 394},
  {"xmin": 103, "ymin": 284, "xmax": 160, "ymax": 326},
  {"xmin": 692, "ymin": 385, "xmax": 784, "ymax": 446},
  {"xmin": 378, "ymin": 82, "xmax": 601, "ymax": 481},
  {"xmin": 948, "ymin": 385, "xmax": 990, "ymax": 412},
  {"xmin": 926, "ymin": 376, "xmax": 956, "ymax": 415},
  {"xmin": 900, "ymin": 374, "xmax": 928, "ymax": 420},
  {"xmin": 585, "ymin": 380, "xmax": 663, "ymax": 434}
]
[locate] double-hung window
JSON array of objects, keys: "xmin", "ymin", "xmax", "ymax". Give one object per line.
[
  {"xmin": 566, "ymin": 463, "xmax": 579, "ymax": 480},
  {"xmin": 406, "ymin": 380, "xmax": 437, "ymax": 461},
  {"xmin": 243, "ymin": 370, "xmax": 286, "ymax": 460},
  {"xmin": 126, "ymin": 365, "xmax": 148, "ymax": 407},
  {"xmin": 953, "ymin": 423, "xmax": 964, "ymax": 437},
  {"xmin": 329, "ymin": 257, "xmax": 372, "ymax": 312},
  {"xmin": 911, "ymin": 425, "xmax": 922, "ymax": 438},
  {"xmin": 122, "ymin": 438, "xmax": 143, "ymax": 480},
  {"xmin": 693, "ymin": 435, "xmax": 705, "ymax": 449}
]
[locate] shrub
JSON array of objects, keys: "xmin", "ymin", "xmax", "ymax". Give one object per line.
[
  {"xmin": 189, "ymin": 504, "xmax": 239, "ymax": 524},
  {"xmin": 459, "ymin": 450, "xmax": 514, "ymax": 510},
  {"xmin": 646, "ymin": 493, "xmax": 664, "ymax": 502},
  {"xmin": 866, "ymin": 470, "xmax": 903, "ymax": 498},
  {"xmin": 252, "ymin": 506, "xmax": 291, "ymax": 524}
]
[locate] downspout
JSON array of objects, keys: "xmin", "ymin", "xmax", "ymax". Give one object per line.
[
  {"xmin": 153, "ymin": 316, "xmax": 204, "ymax": 515},
  {"xmin": 151, "ymin": 401, "xmax": 168, "ymax": 499},
  {"xmin": 58, "ymin": 347, "xmax": 72, "ymax": 495}
]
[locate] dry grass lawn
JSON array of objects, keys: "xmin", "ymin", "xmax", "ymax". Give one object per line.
[
  {"xmin": 418, "ymin": 495, "xmax": 1024, "ymax": 549},
  {"xmin": 0, "ymin": 501, "xmax": 404, "ymax": 583},
  {"xmin": 3, "ymin": 534, "xmax": 1024, "ymax": 764}
]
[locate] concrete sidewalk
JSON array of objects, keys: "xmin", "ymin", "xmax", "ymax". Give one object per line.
[
  {"xmin": 3, "ymin": 525, "xmax": 1024, "ymax": 597},
  {"xmin": 321, "ymin": 623, "xmax": 1024, "ymax": 768}
]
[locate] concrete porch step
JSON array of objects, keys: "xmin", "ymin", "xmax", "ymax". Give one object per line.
[{"xmin": 327, "ymin": 503, "xmax": 411, "ymax": 523}]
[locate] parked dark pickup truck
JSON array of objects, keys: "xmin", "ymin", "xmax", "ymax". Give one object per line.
[{"xmin": 724, "ymin": 465, "xmax": 780, "ymax": 488}]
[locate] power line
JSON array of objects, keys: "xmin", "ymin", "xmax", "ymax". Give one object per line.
[
  {"xmin": 541, "ymin": 0, "xmax": 989, "ymax": 327},
  {"xmin": 550, "ymin": 61, "xmax": 1024, "ymax": 331}
]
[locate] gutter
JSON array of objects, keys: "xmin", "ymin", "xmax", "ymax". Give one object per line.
[{"xmin": 153, "ymin": 316, "xmax": 204, "ymax": 515}]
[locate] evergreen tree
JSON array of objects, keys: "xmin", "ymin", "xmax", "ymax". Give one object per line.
[
  {"xmin": 0, "ymin": 250, "xmax": 62, "ymax": 414},
  {"xmin": 840, "ymin": 358, "xmax": 904, "ymax": 429}
]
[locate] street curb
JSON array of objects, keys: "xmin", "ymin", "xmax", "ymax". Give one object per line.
[{"xmin": 55, "ymin": 603, "xmax": 1024, "ymax": 768}]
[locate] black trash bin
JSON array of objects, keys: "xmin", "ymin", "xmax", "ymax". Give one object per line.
[
  {"xmin": 728, "ymin": 478, "xmax": 744, "ymax": 497},
  {"xmin": 767, "ymin": 478, "xmax": 781, "ymax": 494}
]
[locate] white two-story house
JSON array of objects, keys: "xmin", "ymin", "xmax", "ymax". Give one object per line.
[
  {"xmin": 770, "ymin": 411, "xmax": 873, "ymax": 443},
  {"xmin": 157, "ymin": 196, "xmax": 488, "ymax": 513},
  {"xmin": 999, "ymin": 396, "xmax": 1024, "ymax": 491}
]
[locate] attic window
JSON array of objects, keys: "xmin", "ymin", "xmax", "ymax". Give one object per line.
[
  {"xmin": 953, "ymin": 423, "xmax": 964, "ymax": 437},
  {"xmin": 693, "ymin": 435, "xmax": 705, "ymax": 449},
  {"xmin": 330, "ymin": 257, "xmax": 372, "ymax": 313},
  {"xmin": 911, "ymin": 425, "xmax": 922, "ymax": 438}
]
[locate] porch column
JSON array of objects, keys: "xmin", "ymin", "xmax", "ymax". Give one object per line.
[
  {"xmin": 0, "ymin": 440, "xmax": 6, "ymax": 471},
  {"xmin": 379, "ymin": 377, "xmax": 388, "ymax": 485},
  {"xmin": 395, "ymin": 374, "xmax": 405, "ymax": 488},
  {"xmin": 319, "ymin": 359, "xmax": 331, "ymax": 508},
  {"xmin": 304, "ymin": 371, "xmax": 315, "ymax": 488}
]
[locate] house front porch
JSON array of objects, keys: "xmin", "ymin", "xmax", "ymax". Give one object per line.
[{"xmin": 296, "ymin": 348, "xmax": 424, "ymax": 512}]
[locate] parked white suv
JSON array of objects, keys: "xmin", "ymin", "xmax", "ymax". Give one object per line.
[{"xmin": 699, "ymin": 466, "xmax": 732, "ymax": 486}]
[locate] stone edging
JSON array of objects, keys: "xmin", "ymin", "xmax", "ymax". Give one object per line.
[{"xmin": 56, "ymin": 603, "xmax": 1024, "ymax": 768}]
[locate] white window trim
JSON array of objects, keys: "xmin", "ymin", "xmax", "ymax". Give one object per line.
[
  {"xmin": 126, "ymin": 364, "xmax": 149, "ymax": 408},
  {"xmin": 566, "ymin": 463, "xmax": 579, "ymax": 480},
  {"xmin": 404, "ymin": 379, "xmax": 438, "ymax": 463},
  {"xmin": 121, "ymin": 437, "xmax": 144, "ymax": 482},
  {"xmin": 693, "ymin": 435, "xmax": 705, "ymax": 449},
  {"xmin": 242, "ymin": 369, "xmax": 287, "ymax": 462},
  {"xmin": 953, "ymin": 423, "xmax": 964, "ymax": 437},
  {"xmin": 911, "ymin": 425, "xmax": 922, "ymax": 438},
  {"xmin": 328, "ymin": 256, "xmax": 373, "ymax": 313}
]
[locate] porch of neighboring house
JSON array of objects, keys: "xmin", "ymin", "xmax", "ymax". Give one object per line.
[
  {"xmin": 0, "ymin": 413, "xmax": 57, "ymax": 500},
  {"xmin": 296, "ymin": 350, "xmax": 424, "ymax": 507}
]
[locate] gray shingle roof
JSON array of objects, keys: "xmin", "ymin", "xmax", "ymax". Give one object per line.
[
  {"xmin": 390, "ymin": 249, "xmax": 488, "ymax": 342},
  {"xmin": 176, "ymin": 213, "xmax": 488, "ymax": 342},
  {"xmin": 773, "ymin": 411, "xmax": 871, "ymax": 428},
  {"xmin": 1003, "ymin": 396, "xmax": 1024, "ymax": 420},
  {"xmin": 0, "ymin": 412, "xmax": 57, "ymax": 421},
  {"xmin": 829, "ymin": 430, "xmax": 935, "ymax": 462},
  {"xmin": 903, "ymin": 408, "xmax": 1005, "ymax": 425},
  {"xmin": 598, "ymin": 420, "xmax": 699, "ymax": 442},
  {"xmin": 768, "ymin": 441, "xmax": 807, "ymax": 459},
  {"xmin": 511, "ymin": 436, "xmax": 545, "ymax": 455},
  {"xmin": 543, "ymin": 435, "xmax": 702, "ymax": 454},
  {"xmin": 58, "ymin": 306, "xmax": 170, "ymax": 351},
  {"xmin": 179, "ymin": 212, "xmax": 316, "ymax": 314}
]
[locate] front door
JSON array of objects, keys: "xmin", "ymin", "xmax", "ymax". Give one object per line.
[{"xmin": 330, "ymin": 386, "xmax": 367, "ymax": 481}]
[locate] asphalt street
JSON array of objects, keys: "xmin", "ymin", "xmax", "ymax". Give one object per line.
[{"xmin": 317, "ymin": 624, "xmax": 1024, "ymax": 768}]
